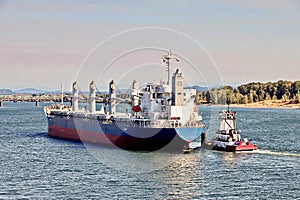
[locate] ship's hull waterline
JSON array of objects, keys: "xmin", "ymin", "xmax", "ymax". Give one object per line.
[{"xmin": 47, "ymin": 115, "xmax": 204, "ymax": 151}]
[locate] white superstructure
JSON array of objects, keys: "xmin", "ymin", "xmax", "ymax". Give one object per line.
[
  {"xmin": 45, "ymin": 50, "xmax": 204, "ymax": 130},
  {"xmin": 131, "ymin": 70, "xmax": 203, "ymax": 128},
  {"xmin": 212, "ymin": 110, "xmax": 241, "ymax": 149}
]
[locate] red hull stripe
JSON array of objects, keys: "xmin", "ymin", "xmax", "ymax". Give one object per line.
[
  {"xmin": 226, "ymin": 144, "xmax": 258, "ymax": 152},
  {"xmin": 49, "ymin": 125, "xmax": 121, "ymax": 146}
]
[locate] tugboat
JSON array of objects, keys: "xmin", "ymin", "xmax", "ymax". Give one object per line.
[{"xmin": 206, "ymin": 104, "xmax": 258, "ymax": 152}]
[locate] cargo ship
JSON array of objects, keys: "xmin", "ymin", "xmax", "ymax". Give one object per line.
[
  {"xmin": 204, "ymin": 107, "xmax": 258, "ymax": 152},
  {"xmin": 44, "ymin": 50, "xmax": 205, "ymax": 151}
]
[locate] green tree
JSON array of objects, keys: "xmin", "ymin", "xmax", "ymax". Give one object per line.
[
  {"xmin": 265, "ymin": 93, "xmax": 271, "ymax": 101},
  {"xmin": 282, "ymin": 94, "xmax": 288, "ymax": 102},
  {"xmin": 242, "ymin": 95, "xmax": 248, "ymax": 104},
  {"xmin": 205, "ymin": 91, "xmax": 211, "ymax": 103},
  {"xmin": 201, "ymin": 79, "xmax": 299, "ymax": 105},
  {"xmin": 295, "ymin": 94, "xmax": 300, "ymax": 103},
  {"xmin": 235, "ymin": 93, "xmax": 243, "ymax": 104},
  {"xmin": 291, "ymin": 81, "xmax": 300, "ymax": 98},
  {"xmin": 237, "ymin": 85, "xmax": 248, "ymax": 95},
  {"xmin": 257, "ymin": 88, "xmax": 265, "ymax": 101},
  {"xmin": 248, "ymin": 90, "xmax": 254, "ymax": 103},
  {"xmin": 211, "ymin": 90, "xmax": 218, "ymax": 104}
]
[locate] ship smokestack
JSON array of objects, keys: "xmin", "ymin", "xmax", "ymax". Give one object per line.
[
  {"xmin": 89, "ymin": 81, "xmax": 96, "ymax": 113},
  {"xmin": 132, "ymin": 79, "xmax": 139, "ymax": 106},
  {"xmin": 72, "ymin": 81, "xmax": 78, "ymax": 111},
  {"xmin": 172, "ymin": 69, "xmax": 184, "ymax": 106},
  {"xmin": 109, "ymin": 80, "xmax": 116, "ymax": 114}
]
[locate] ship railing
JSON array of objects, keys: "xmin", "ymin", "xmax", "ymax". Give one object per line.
[
  {"xmin": 182, "ymin": 120, "xmax": 204, "ymax": 128},
  {"xmin": 215, "ymin": 130, "xmax": 241, "ymax": 142},
  {"xmin": 162, "ymin": 120, "xmax": 182, "ymax": 128},
  {"xmin": 129, "ymin": 118, "xmax": 153, "ymax": 128},
  {"xmin": 44, "ymin": 104, "xmax": 72, "ymax": 116},
  {"xmin": 217, "ymin": 129, "xmax": 238, "ymax": 135}
]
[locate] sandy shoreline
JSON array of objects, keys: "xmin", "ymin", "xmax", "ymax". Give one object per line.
[{"xmin": 200, "ymin": 101, "xmax": 300, "ymax": 110}]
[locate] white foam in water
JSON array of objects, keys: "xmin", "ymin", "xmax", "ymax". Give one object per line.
[
  {"xmin": 236, "ymin": 150, "xmax": 300, "ymax": 157},
  {"xmin": 257, "ymin": 150, "xmax": 300, "ymax": 157}
]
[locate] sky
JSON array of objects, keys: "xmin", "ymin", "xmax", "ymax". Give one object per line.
[{"xmin": 0, "ymin": 0, "xmax": 299, "ymax": 91}]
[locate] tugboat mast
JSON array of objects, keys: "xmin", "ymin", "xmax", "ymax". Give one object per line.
[
  {"xmin": 162, "ymin": 49, "xmax": 179, "ymax": 85},
  {"xmin": 226, "ymin": 98, "xmax": 231, "ymax": 111}
]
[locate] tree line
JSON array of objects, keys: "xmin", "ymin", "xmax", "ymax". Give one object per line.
[{"xmin": 198, "ymin": 80, "xmax": 300, "ymax": 104}]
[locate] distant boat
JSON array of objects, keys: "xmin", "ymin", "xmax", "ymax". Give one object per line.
[{"xmin": 44, "ymin": 50, "xmax": 205, "ymax": 151}]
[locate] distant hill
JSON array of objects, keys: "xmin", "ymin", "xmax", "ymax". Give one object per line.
[
  {"xmin": 184, "ymin": 86, "xmax": 209, "ymax": 92},
  {"xmin": 0, "ymin": 89, "xmax": 14, "ymax": 95},
  {"xmin": 13, "ymin": 88, "xmax": 51, "ymax": 94},
  {"xmin": 116, "ymin": 88, "xmax": 131, "ymax": 94}
]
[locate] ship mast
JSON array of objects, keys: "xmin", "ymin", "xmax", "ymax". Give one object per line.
[
  {"xmin": 162, "ymin": 49, "xmax": 179, "ymax": 85},
  {"xmin": 61, "ymin": 83, "xmax": 64, "ymax": 105}
]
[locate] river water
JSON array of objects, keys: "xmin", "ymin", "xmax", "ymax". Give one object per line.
[{"xmin": 0, "ymin": 102, "xmax": 299, "ymax": 199}]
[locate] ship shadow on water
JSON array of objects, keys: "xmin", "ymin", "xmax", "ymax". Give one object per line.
[
  {"xmin": 21, "ymin": 132, "xmax": 48, "ymax": 138},
  {"xmin": 5, "ymin": 131, "xmax": 48, "ymax": 139},
  {"xmin": 10, "ymin": 131, "xmax": 87, "ymax": 149}
]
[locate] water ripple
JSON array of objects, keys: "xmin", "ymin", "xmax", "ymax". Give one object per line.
[{"xmin": 0, "ymin": 103, "xmax": 299, "ymax": 199}]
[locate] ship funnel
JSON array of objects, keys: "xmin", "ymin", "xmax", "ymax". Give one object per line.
[
  {"xmin": 172, "ymin": 69, "xmax": 184, "ymax": 106},
  {"xmin": 72, "ymin": 81, "xmax": 79, "ymax": 111},
  {"xmin": 109, "ymin": 80, "xmax": 116, "ymax": 115},
  {"xmin": 89, "ymin": 81, "xmax": 96, "ymax": 113},
  {"xmin": 132, "ymin": 79, "xmax": 139, "ymax": 106}
]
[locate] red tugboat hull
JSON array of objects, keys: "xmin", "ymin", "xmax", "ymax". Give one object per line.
[
  {"xmin": 226, "ymin": 142, "xmax": 258, "ymax": 152},
  {"xmin": 209, "ymin": 108, "xmax": 259, "ymax": 153}
]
